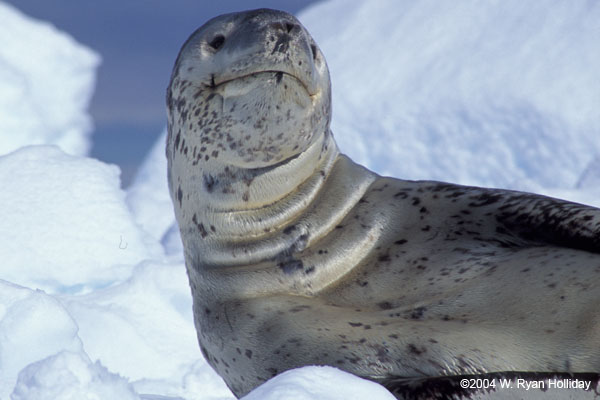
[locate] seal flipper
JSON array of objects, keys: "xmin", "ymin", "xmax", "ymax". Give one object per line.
[
  {"xmin": 426, "ymin": 182, "xmax": 600, "ymax": 255},
  {"xmin": 491, "ymin": 191, "xmax": 600, "ymax": 254}
]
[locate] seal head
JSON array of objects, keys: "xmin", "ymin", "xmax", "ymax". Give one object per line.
[{"xmin": 168, "ymin": 8, "xmax": 330, "ymax": 169}]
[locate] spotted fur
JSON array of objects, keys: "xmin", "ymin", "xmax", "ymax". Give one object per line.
[{"xmin": 167, "ymin": 8, "xmax": 600, "ymax": 399}]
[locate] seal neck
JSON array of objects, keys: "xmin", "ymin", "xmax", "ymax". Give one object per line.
[
  {"xmin": 177, "ymin": 131, "xmax": 341, "ymax": 266},
  {"xmin": 187, "ymin": 144, "xmax": 379, "ymax": 300},
  {"xmin": 200, "ymin": 129, "xmax": 337, "ymax": 214}
]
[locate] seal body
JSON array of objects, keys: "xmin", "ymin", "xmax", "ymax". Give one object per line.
[{"xmin": 166, "ymin": 8, "xmax": 600, "ymax": 399}]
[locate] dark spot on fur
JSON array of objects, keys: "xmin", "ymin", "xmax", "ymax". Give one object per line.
[
  {"xmin": 410, "ymin": 307, "xmax": 427, "ymax": 320},
  {"xmin": 192, "ymin": 214, "xmax": 208, "ymax": 238},
  {"xmin": 275, "ymin": 71, "xmax": 283, "ymax": 83},
  {"xmin": 203, "ymin": 174, "xmax": 216, "ymax": 192},
  {"xmin": 200, "ymin": 345, "xmax": 210, "ymax": 361},
  {"xmin": 469, "ymin": 192, "xmax": 503, "ymax": 207},
  {"xmin": 174, "ymin": 132, "xmax": 181, "ymax": 150},
  {"xmin": 408, "ymin": 344, "xmax": 426, "ymax": 355},
  {"xmin": 279, "ymin": 259, "xmax": 304, "ymax": 274},
  {"xmin": 283, "ymin": 225, "xmax": 296, "ymax": 235},
  {"xmin": 177, "ymin": 186, "xmax": 183, "ymax": 205},
  {"xmin": 289, "ymin": 305, "xmax": 311, "ymax": 313}
]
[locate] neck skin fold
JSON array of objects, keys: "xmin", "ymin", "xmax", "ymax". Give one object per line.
[
  {"xmin": 182, "ymin": 131, "xmax": 380, "ymax": 300},
  {"xmin": 178, "ymin": 131, "xmax": 340, "ymax": 266}
]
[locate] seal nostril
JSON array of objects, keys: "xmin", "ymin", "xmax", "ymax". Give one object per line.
[
  {"xmin": 208, "ymin": 34, "xmax": 225, "ymax": 50},
  {"xmin": 271, "ymin": 22, "xmax": 297, "ymax": 34},
  {"xmin": 310, "ymin": 44, "xmax": 318, "ymax": 61}
]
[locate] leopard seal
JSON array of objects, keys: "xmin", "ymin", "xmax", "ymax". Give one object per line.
[{"xmin": 166, "ymin": 8, "xmax": 600, "ymax": 399}]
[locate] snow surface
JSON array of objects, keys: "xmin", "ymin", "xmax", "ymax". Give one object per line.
[
  {"xmin": 241, "ymin": 366, "xmax": 396, "ymax": 400},
  {"xmin": 301, "ymin": 0, "xmax": 600, "ymax": 203},
  {"xmin": 12, "ymin": 351, "xmax": 139, "ymax": 400},
  {"xmin": 0, "ymin": 2, "xmax": 99, "ymax": 157},
  {"xmin": 126, "ymin": 129, "xmax": 175, "ymax": 248},
  {"xmin": 1, "ymin": 0, "xmax": 600, "ymax": 399},
  {"xmin": 0, "ymin": 146, "xmax": 163, "ymax": 293}
]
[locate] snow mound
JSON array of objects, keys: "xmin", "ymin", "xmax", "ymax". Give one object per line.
[
  {"xmin": 241, "ymin": 366, "xmax": 396, "ymax": 400},
  {"xmin": 0, "ymin": 281, "xmax": 83, "ymax": 399},
  {"xmin": 60, "ymin": 259, "xmax": 231, "ymax": 399},
  {"xmin": 126, "ymin": 129, "xmax": 184, "ymax": 258},
  {"xmin": 299, "ymin": 0, "xmax": 600, "ymax": 191},
  {"xmin": 62, "ymin": 261, "xmax": 199, "ymax": 384},
  {"xmin": 0, "ymin": 146, "xmax": 162, "ymax": 293},
  {"xmin": 11, "ymin": 351, "xmax": 140, "ymax": 400},
  {"xmin": 127, "ymin": 130, "xmax": 176, "ymax": 245},
  {"xmin": 0, "ymin": 1, "xmax": 99, "ymax": 156},
  {"xmin": 161, "ymin": 223, "xmax": 184, "ymax": 258}
]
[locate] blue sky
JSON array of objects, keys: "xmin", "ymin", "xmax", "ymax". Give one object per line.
[{"xmin": 7, "ymin": 0, "xmax": 321, "ymax": 185}]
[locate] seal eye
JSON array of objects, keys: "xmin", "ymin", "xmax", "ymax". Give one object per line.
[
  {"xmin": 310, "ymin": 44, "xmax": 318, "ymax": 60},
  {"xmin": 208, "ymin": 35, "xmax": 225, "ymax": 50}
]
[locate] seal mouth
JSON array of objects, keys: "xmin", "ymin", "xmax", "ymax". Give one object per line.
[{"xmin": 210, "ymin": 70, "xmax": 315, "ymax": 97}]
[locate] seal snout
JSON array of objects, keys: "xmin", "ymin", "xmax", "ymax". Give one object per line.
[{"xmin": 194, "ymin": 9, "xmax": 325, "ymax": 97}]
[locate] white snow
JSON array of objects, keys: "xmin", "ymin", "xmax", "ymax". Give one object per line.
[
  {"xmin": 12, "ymin": 351, "xmax": 139, "ymax": 400},
  {"xmin": 0, "ymin": 281, "xmax": 83, "ymax": 398},
  {"xmin": 0, "ymin": 2, "xmax": 99, "ymax": 157},
  {"xmin": 126, "ymin": 130, "xmax": 176, "ymax": 247},
  {"xmin": 300, "ymin": 0, "xmax": 600, "ymax": 203},
  {"xmin": 240, "ymin": 366, "xmax": 397, "ymax": 400},
  {"xmin": 0, "ymin": 146, "xmax": 163, "ymax": 293},
  {"xmin": 0, "ymin": 0, "xmax": 599, "ymax": 400}
]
